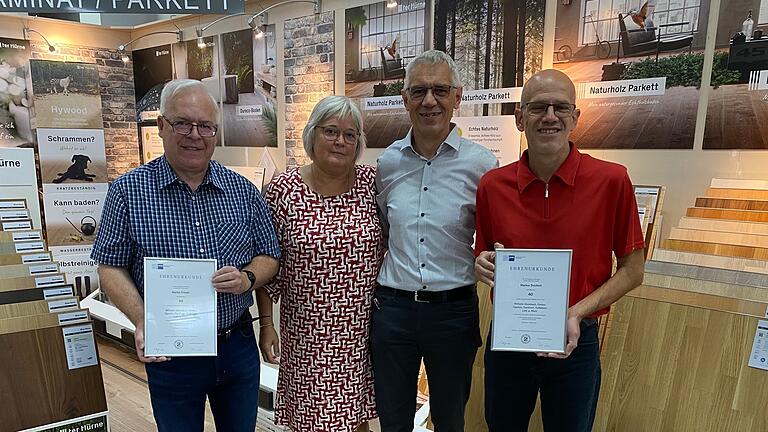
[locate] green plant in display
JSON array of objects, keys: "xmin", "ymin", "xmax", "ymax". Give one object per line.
[
  {"xmin": 383, "ymin": 80, "xmax": 404, "ymax": 96},
  {"xmin": 346, "ymin": 7, "xmax": 367, "ymax": 29},
  {"xmin": 261, "ymin": 102, "xmax": 277, "ymax": 144},
  {"xmin": 621, "ymin": 52, "xmax": 741, "ymax": 88}
]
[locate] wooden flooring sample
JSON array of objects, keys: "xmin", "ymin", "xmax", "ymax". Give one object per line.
[
  {"xmin": 0, "ymin": 310, "xmax": 89, "ymax": 334},
  {"xmin": 686, "ymin": 207, "xmax": 768, "ymax": 223},
  {"xmin": 0, "ymin": 251, "xmax": 51, "ymax": 266},
  {"xmin": 706, "ymin": 188, "xmax": 768, "ymax": 200},
  {"xmin": 710, "ymin": 178, "xmax": 768, "ymax": 190},
  {"xmin": 596, "ymin": 294, "xmax": 768, "ymax": 432},
  {"xmin": 0, "ymin": 262, "xmax": 59, "ymax": 279},
  {"xmin": 0, "ymin": 273, "xmax": 66, "ymax": 292},
  {"xmin": 695, "ymin": 197, "xmax": 768, "ymax": 211},
  {"xmin": 0, "ymin": 285, "xmax": 74, "ymax": 305},
  {"xmin": 645, "ymin": 260, "xmax": 768, "ymax": 289},
  {"xmin": 678, "ymin": 217, "xmax": 768, "ymax": 236},
  {"xmin": 641, "ymin": 272, "xmax": 768, "ymax": 303},
  {"xmin": 662, "ymin": 239, "xmax": 768, "ymax": 260},
  {"xmin": 652, "ymin": 248, "xmax": 768, "ymax": 275},
  {"xmin": 0, "ymin": 324, "xmax": 107, "ymax": 432},
  {"xmin": 669, "ymin": 227, "xmax": 768, "ymax": 248}
]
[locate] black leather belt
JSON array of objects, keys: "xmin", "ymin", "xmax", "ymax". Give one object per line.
[
  {"xmin": 376, "ymin": 284, "xmax": 476, "ymax": 304},
  {"xmin": 217, "ymin": 310, "xmax": 268, "ymax": 340}
]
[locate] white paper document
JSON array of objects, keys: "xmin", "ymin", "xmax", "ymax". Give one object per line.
[
  {"xmin": 491, "ymin": 249, "xmax": 572, "ymax": 353},
  {"xmin": 748, "ymin": 320, "xmax": 768, "ymax": 371},
  {"xmin": 144, "ymin": 257, "xmax": 218, "ymax": 357},
  {"xmin": 62, "ymin": 323, "xmax": 98, "ymax": 370}
]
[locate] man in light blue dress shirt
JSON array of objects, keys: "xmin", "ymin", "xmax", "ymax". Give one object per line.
[{"xmin": 372, "ymin": 50, "xmax": 498, "ymax": 432}]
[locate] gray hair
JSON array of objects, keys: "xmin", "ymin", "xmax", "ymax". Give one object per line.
[
  {"xmin": 302, "ymin": 95, "xmax": 366, "ymax": 161},
  {"xmin": 404, "ymin": 50, "xmax": 461, "ymax": 89},
  {"xmin": 159, "ymin": 79, "xmax": 219, "ymax": 117}
]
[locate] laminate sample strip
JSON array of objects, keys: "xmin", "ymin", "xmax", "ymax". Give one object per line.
[
  {"xmin": 0, "ymin": 298, "xmax": 79, "ymax": 319},
  {"xmin": 678, "ymin": 217, "xmax": 768, "ymax": 236},
  {"xmin": 0, "ymin": 310, "xmax": 89, "ymax": 334},
  {"xmin": 706, "ymin": 188, "xmax": 768, "ymax": 200},
  {"xmin": 652, "ymin": 248, "xmax": 768, "ymax": 274},
  {"xmin": 0, "ymin": 230, "xmax": 42, "ymax": 243},
  {"xmin": 662, "ymin": 239, "xmax": 768, "ymax": 260},
  {"xmin": 0, "ymin": 285, "xmax": 75, "ymax": 305},
  {"xmin": 686, "ymin": 207, "xmax": 768, "ymax": 223},
  {"xmin": 0, "ymin": 274, "xmax": 67, "ymax": 292},
  {"xmin": 668, "ymin": 227, "xmax": 768, "ymax": 248},
  {"xmin": 695, "ymin": 197, "xmax": 768, "ymax": 212},
  {"xmin": 0, "ymin": 324, "xmax": 107, "ymax": 432},
  {"xmin": 645, "ymin": 260, "xmax": 768, "ymax": 289},
  {"xmin": 0, "ymin": 262, "xmax": 59, "ymax": 279},
  {"xmin": 0, "ymin": 251, "xmax": 51, "ymax": 266},
  {"xmin": 710, "ymin": 178, "xmax": 768, "ymax": 190},
  {"xmin": 641, "ymin": 272, "xmax": 768, "ymax": 303}
]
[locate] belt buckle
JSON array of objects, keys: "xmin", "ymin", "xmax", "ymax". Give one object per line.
[{"xmin": 414, "ymin": 291, "xmax": 429, "ymax": 303}]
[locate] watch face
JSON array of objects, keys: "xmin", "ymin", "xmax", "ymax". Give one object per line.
[{"xmin": 245, "ymin": 270, "xmax": 256, "ymax": 287}]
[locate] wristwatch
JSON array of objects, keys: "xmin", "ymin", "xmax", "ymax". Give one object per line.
[{"xmin": 242, "ymin": 270, "xmax": 256, "ymax": 291}]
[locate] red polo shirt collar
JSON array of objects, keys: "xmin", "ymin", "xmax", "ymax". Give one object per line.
[{"xmin": 517, "ymin": 142, "xmax": 581, "ymax": 193}]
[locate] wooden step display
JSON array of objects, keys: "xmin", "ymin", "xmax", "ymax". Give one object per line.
[
  {"xmin": 678, "ymin": 217, "xmax": 768, "ymax": 236},
  {"xmin": 0, "ymin": 251, "xmax": 51, "ymax": 266},
  {"xmin": 710, "ymin": 178, "xmax": 768, "ymax": 190},
  {"xmin": 642, "ymin": 271, "xmax": 768, "ymax": 303},
  {"xmin": 0, "ymin": 285, "xmax": 74, "ymax": 305},
  {"xmin": 686, "ymin": 207, "xmax": 768, "ymax": 223},
  {"xmin": 0, "ymin": 273, "xmax": 67, "ymax": 292},
  {"xmin": 652, "ymin": 248, "xmax": 768, "ymax": 274},
  {"xmin": 0, "ymin": 262, "xmax": 59, "ymax": 279},
  {"xmin": 0, "ymin": 297, "xmax": 79, "ymax": 319},
  {"xmin": 0, "ymin": 229, "xmax": 43, "ymax": 243},
  {"xmin": 669, "ymin": 227, "xmax": 768, "ymax": 248},
  {"xmin": 706, "ymin": 188, "xmax": 768, "ymax": 200},
  {"xmin": 662, "ymin": 239, "xmax": 768, "ymax": 260},
  {"xmin": 695, "ymin": 197, "xmax": 768, "ymax": 212},
  {"xmin": 0, "ymin": 309, "xmax": 90, "ymax": 334},
  {"xmin": 634, "ymin": 185, "xmax": 665, "ymax": 259},
  {"xmin": 645, "ymin": 260, "xmax": 768, "ymax": 289}
]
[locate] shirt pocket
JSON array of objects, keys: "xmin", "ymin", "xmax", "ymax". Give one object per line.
[{"xmin": 216, "ymin": 222, "xmax": 253, "ymax": 268}]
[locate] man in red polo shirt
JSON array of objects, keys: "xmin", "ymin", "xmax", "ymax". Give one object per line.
[{"xmin": 474, "ymin": 69, "xmax": 645, "ymax": 431}]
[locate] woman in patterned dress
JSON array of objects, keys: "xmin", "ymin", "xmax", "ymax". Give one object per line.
[{"xmin": 257, "ymin": 95, "xmax": 385, "ymax": 432}]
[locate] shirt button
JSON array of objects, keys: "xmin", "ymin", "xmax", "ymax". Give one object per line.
[
  {"xmin": 421, "ymin": 263, "xmax": 425, "ymax": 268},
  {"xmin": 191, "ymin": 196, "xmax": 196, "ymax": 201},
  {"xmin": 427, "ymin": 161, "xmax": 432, "ymax": 166},
  {"xmin": 195, "ymin": 222, "xmax": 201, "ymax": 227},
  {"xmin": 199, "ymin": 248, "xmax": 205, "ymax": 253},
  {"xmin": 423, "ymin": 187, "xmax": 428, "ymax": 191},
  {"xmin": 420, "ymin": 238, "xmax": 424, "ymax": 243},
  {"xmin": 422, "ymin": 285, "xmax": 427, "ymax": 290},
  {"xmin": 420, "ymin": 212, "xmax": 425, "ymax": 217}
]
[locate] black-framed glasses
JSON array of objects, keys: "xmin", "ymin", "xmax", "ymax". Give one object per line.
[
  {"xmin": 405, "ymin": 84, "xmax": 457, "ymax": 101},
  {"xmin": 315, "ymin": 125, "xmax": 359, "ymax": 145},
  {"xmin": 523, "ymin": 102, "xmax": 576, "ymax": 117},
  {"xmin": 161, "ymin": 116, "xmax": 218, "ymax": 137}
]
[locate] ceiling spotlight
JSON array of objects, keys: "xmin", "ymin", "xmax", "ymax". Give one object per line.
[
  {"xmin": 23, "ymin": 28, "xmax": 57, "ymax": 53},
  {"xmin": 386, "ymin": 0, "xmax": 397, "ymax": 8},
  {"xmin": 115, "ymin": 30, "xmax": 182, "ymax": 64},
  {"xmin": 254, "ymin": 26, "xmax": 265, "ymax": 39},
  {"xmin": 118, "ymin": 46, "xmax": 130, "ymax": 63},
  {"xmin": 195, "ymin": 28, "xmax": 207, "ymax": 48}
]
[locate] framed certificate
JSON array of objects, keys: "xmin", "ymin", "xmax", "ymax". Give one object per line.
[
  {"xmin": 491, "ymin": 249, "xmax": 572, "ymax": 353},
  {"xmin": 144, "ymin": 257, "xmax": 217, "ymax": 357}
]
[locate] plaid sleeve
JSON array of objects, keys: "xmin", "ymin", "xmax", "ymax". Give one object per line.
[
  {"xmin": 91, "ymin": 180, "xmax": 136, "ymax": 267},
  {"xmin": 249, "ymin": 186, "xmax": 281, "ymax": 260}
]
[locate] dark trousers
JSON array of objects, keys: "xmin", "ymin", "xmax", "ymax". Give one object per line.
[
  {"xmin": 145, "ymin": 324, "xmax": 261, "ymax": 432},
  {"xmin": 370, "ymin": 289, "xmax": 481, "ymax": 432},
  {"xmin": 484, "ymin": 319, "xmax": 601, "ymax": 432}
]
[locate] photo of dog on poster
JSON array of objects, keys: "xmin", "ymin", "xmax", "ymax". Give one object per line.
[{"xmin": 29, "ymin": 59, "xmax": 102, "ymax": 129}]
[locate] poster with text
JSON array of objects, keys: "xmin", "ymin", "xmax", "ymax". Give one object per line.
[
  {"xmin": 552, "ymin": 0, "xmax": 708, "ymax": 149},
  {"xmin": 51, "ymin": 248, "xmax": 100, "ymax": 299},
  {"xmin": 345, "ymin": 0, "xmax": 431, "ymax": 148},
  {"xmin": 139, "ymin": 123, "xmax": 164, "ymax": 163},
  {"xmin": 454, "ymin": 115, "xmax": 520, "ymax": 165},
  {"xmin": 0, "ymin": 147, "xmax": 42, "ymax": 228},
  {"xmin": 37, "ymin": 128, "xmax": 108, "ymax": 193},
  {"xmin": 42, "ymin": 192, "xmax": 104, "ymax": 247},
  {"xmin": 29, "ymin": 60, "xmax": 102, "ymax": 129},
  {"xmin": 219, "ymin": 27, "xmax": 278, "ymax": 148},
  {"xmin": 0, "ymin": 38, "xmax": 32, "ymax": 148},
  {"xmin": 132, "ymin": 44, "xmax": 172, "ymax": 122},
  {"xmin": 703, "ymin": 0, "xmax": 768, "ymax": 149}
]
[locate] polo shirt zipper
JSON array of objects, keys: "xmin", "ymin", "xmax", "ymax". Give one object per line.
[{"xmin": 544, "ymin": 183, "xmax": 550, "ymax": 219}]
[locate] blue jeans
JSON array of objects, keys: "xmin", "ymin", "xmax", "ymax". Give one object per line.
[
  {"xmin": 484, "ymin": 318, "xmax": 601, "ymax": 432},
  {"xmin": 144, "ymin": 325, "xmax": 260, "ymax": 432},
  {"xmin": 370, "ymin": 289, "xmax": 481, "ymax": 432}
]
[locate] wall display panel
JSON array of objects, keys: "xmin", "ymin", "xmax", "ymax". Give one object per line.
[
  {"xmin": 41, "ymin": 193, "xmax": 104, "ymax": 248},
  {"xmin": 218, "ymin": 27, "xmax": 278, "ymax": 148},
  {"xmin": 50, "ymin": 250, "xmax": 100, "ymax": 299},
  {"xmin": 344, "ymin": 0, "xmax": 431, "ymax": 148},
  {"xmin": 703, "ymin": 0, "xmax": 768, "ymax": 149},
  {"xmin": 551, "ymin": 0, "xmax": 708, "ymax": 149},
  {"xmin": 138, "ymin": 123, "xmax": 163, "ymax": 163},
  {"xmin": 36, "ymin": 128, "xmax": 108, "ymax": 193},
  {"xmin": 0, "ymin": 148, "xmax": 42, "ymax": 229},
  {"xmin": 131, "ymin": 44, "xmax": 173, "ymax": 122},
  {"xmin": 0, "ymin": 38, "xmax": 32, "ymax": 148},
  {"xmin": 29, "ymin": 60, "xmax": 102, "ymax": 129}
]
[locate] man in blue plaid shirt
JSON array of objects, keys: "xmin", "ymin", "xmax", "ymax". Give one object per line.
[{"xmin": 92, "ymin": 79, "xmax": 280, "ymax": 432}]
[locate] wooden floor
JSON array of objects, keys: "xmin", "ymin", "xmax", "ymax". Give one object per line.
[
  {"xmin": 703, "ymin": 83, "xmax": 768, "ymax": 149},
  {"xmin": 363, "ymin": 110, "xmax": 411, "ymax": 148},
  {"xmin": 345, "ymin": 78, "xmax": 403, "ymax": 99},
  {"xmin": 221, "ymin": 92, "xmax": 275, "ymax": 148}
]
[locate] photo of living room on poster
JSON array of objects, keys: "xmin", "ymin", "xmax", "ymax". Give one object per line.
[
  {"xmin": 344, "ymin": 0, "xmax": 430, "ymax": 148},
  {"xmin": 703, "ymin": 0, "xmax": 768, "ymax": 149},
  {"xmin": 552, "ymin": 0, "xmax": 710, "ymax": 149}
]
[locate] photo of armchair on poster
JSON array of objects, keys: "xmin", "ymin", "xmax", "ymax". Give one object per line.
[{"xmin": 552, "ymin": 0, "xmax": 709, "ymax": 149}]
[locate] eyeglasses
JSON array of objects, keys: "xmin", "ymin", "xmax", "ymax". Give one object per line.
[
  {"xmin": 405, "ymin": 84, "xmax": 457, "ymax": 101},
  {"xmin": 523, "ymin": 102, "xmax": 576, "ymax": 117},
  {"xmin": 161, "ymin": 116, "xmax": 218, "ymax": 137},
  {"xmin": 316, "ymin": 125, "xmax": 360, "ymax": 145}
]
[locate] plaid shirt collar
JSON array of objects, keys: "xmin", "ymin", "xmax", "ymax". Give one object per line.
[{"xmin": 156, "ymin": 155, "xmax": 226, "ymax": 191}]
